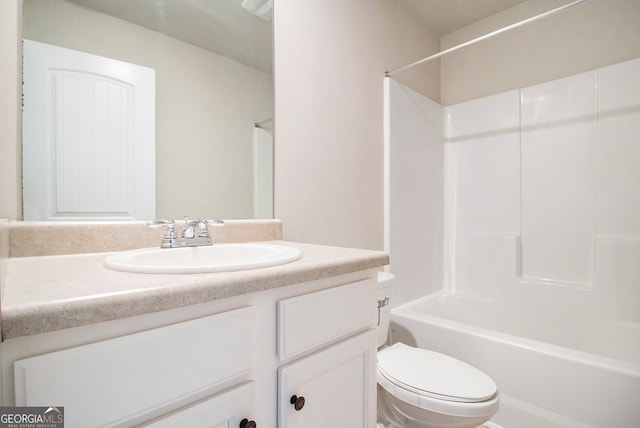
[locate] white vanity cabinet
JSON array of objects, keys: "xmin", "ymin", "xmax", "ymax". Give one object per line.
[
  {"xmin": 2, "ymin": 270, "xmax": 381, "ymax": 428},
  {"xmin": 277, "ymin": 278, "xmax": 378, "ymax": 427}
]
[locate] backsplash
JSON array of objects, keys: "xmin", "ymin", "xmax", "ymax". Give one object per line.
[{"xmin": 9, "ymin": 219, "xmax": 283, "ymax": 257}]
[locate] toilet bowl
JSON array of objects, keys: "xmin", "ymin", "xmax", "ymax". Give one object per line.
[{"xmin": 376, "ymin": 273, "xmax": 499, "ymax": 428}]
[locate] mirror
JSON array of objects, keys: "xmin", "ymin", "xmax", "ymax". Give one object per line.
[{"xmin": 22, "ymin": 0, "xmax": 274, "ymax": 220}]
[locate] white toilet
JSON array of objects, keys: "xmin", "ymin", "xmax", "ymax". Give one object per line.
[{"xmin": 376, "ymin": 272, "xmax": 499, "ymax": 428}]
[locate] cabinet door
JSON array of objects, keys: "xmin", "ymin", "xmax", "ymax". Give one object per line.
[
  {"xmin": 278, "ymin": 330, "xmax": 376, "ymax": 428},
  {"xmin": 143, "ymin": 382, "xmax": 254, "ymax": 428}
]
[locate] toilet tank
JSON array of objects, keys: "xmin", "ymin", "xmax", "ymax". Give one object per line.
[{"xmin": 377, "ymin": 271, "xmax": 394, "ymax": 348}]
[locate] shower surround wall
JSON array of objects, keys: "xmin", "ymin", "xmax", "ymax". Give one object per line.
[
  {"xmin": 387, "ymin": 57, "xmax": 640, "ymax": 315},
  {"xmin": 447, "ymin": 57, "xmax": 640, "ymax": 321},
  {"xmin": 384, "ymin": 79, "xmax": 444, "ymax": 306}
]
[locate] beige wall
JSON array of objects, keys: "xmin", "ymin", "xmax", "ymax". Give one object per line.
[
  {"xmin": 274, "ymin": 0, "xmax": 440, "ymax": 249},
  {"xmin": 8, "ymin": 0, "xmax": 636, "ymax": 249},
  {"xmin": 441, "ymin": 0, "xmax": 640, "ymax": 105},
  {"xmin": 22, "ymin": 0, "xmax": 273, "ymax": 220},
  {"xmin": 274, "ymin": 0, "xmax": 640, "ymax": 250},
  {"xmin": 0, "ymin": 218, "xmax": 7, "ymax": 302},
  {"xmin": 0, "ymin": 1, "xmax": 22, "ymax": 220}
]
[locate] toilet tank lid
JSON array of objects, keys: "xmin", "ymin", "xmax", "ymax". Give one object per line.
[{"xmin": 377, "ymin": 343, "xmax": 497, "ymax": 402}]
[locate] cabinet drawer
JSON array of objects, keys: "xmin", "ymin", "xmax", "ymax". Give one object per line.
[
  {"xmin": 142, "ymin": 382, "xmax": 254, "ymax": 427},
  {"xmin": 277, "ymin": 278, "xmax": 376, "ymax": 360},
  {"xmin": 14, "ymin": 307, "xmax": 253, "ymax": 427}
]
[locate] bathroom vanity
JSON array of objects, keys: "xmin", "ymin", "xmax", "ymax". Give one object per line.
[{"xmin": 0, "ymin": 222, "xmax": 388, "ymax": 427}]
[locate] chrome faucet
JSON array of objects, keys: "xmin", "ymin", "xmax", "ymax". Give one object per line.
[{"xmin": 148, "ymin": 217, "xmax": 224, "ymax": 248}]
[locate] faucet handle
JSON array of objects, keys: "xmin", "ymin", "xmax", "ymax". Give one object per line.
[
  {"xmin": 147, "ymin": 218, "xmax": 173, "ymax": 228},
  {"xmin": 147, "ymin": 219, "xmax": 177, "ymax": 247},
  {"xmin": 195, "ymin": 219, "xmax": 224, "ymax": 238}
]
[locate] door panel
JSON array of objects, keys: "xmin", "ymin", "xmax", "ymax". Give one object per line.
[{"xmin": 23, "ymin": 39, "xmax": 156, "ymax": 220}]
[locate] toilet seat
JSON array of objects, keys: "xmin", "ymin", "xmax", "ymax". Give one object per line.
[{"xmin": 377, "ymin": 343, "xmax": 497, "ymax": 404}]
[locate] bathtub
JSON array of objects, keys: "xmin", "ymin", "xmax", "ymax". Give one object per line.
[{"xmin": 390, "ymin": 291, "xmax": 640, "ymax": 428}]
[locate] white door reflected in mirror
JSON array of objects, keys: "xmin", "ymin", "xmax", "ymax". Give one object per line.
[{"xmin": 23, "ymin": 39, "xmax": 156, "ymax": 221}]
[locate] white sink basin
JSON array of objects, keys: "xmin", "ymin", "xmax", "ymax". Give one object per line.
[{"xmin": 103, "ymin": 243, "xmax": 302, "ymax": 274}]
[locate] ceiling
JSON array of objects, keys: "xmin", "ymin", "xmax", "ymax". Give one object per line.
[
  {"xmin": 66, "ymin": 0, "xmax": 528, "ymax": 72},
  {"xmin": 395, "ymin": 0, "xmax": 528, "ymax": 35},
  {"xmin": 67, "ymin": 0, "xmax": 273, "ymax": 72}
]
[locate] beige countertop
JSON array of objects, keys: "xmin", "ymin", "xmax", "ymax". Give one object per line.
[{"xmin": 2, "ymin": 241, "xmax": 388, "ymax": 340}]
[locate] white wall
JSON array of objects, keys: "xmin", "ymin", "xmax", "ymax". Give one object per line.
[
  {"xmin": 0, "ymin": 8, "xmax": 20, "ymax": 405},
  {"xmin": 274, "ymin": 0, "xmax": 440, "ymax": 249},
  {"xmin": 23, "ymin": 0, "xmax": 273, "ymax": 219},
  {"xmin": 7, "ymin": 0, "xmax": 638, "ymax": 246},
  {"xmin": 441, "ymin": 0, "xmax": 640, "ymax": 105},
  {"xmin": 0, "ymin": 0, "xmax": 22, "ymax": 220},
  {"xmin": 0, "ymin": 0, "xmax": 15, "ymax": 376},
  {"xmin": 274, "ymin": 0, "xmax": 640, "ymax": 249}
]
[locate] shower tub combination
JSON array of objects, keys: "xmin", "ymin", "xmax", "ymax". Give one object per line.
[
  {"xmin": 384, "ymin": 50, "xmax": 640, "ymax": 427},
  {"xmin": 390, "ymin": 291, "xmax": 640, "ymax": 428},
  {"xmin": 382, "ymin": 0, "xmax": 640, "ymax": 424}
]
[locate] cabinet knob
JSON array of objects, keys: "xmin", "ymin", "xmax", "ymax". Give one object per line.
[
  {"xmin": 239, "ymin": 418, "xmax": 256, "ymax": 428},
  {"xmin": 290, "ymin": 395, "xmax": 305, "ymax": 411}
]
